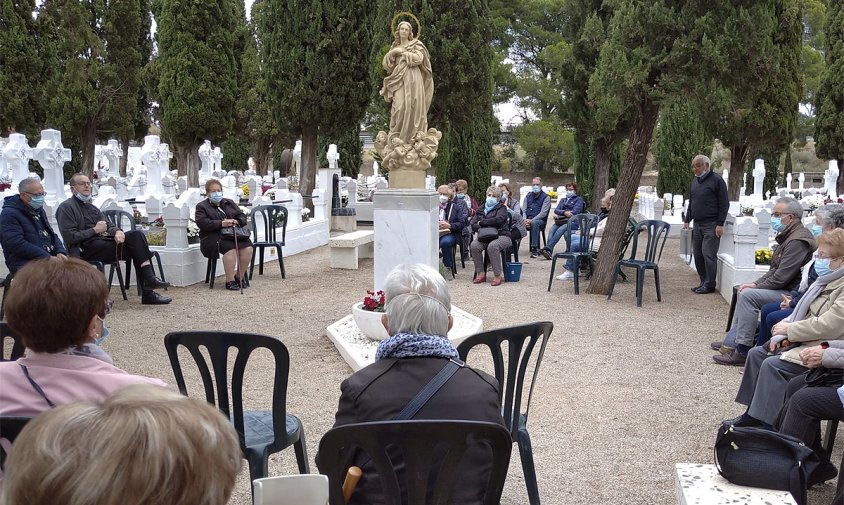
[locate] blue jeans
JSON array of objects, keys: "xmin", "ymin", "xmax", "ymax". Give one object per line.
[
  {"xmin": 758, "ymin": 303, "xmax": 793, "ymax": 349},
  {"xmin": 439, "ymin": 233, "xmax": 458, "ymax": 268},
  {"xmin": 546, "ymin": 222, "xmax": 569, "ymax": 252},
  {"xmin": 564, "ymin": 235, "xmax": 583, "ymax": 271},
  {"xmin": 529, "ymin": 218, "xmax": 545, "ymax": 250}
]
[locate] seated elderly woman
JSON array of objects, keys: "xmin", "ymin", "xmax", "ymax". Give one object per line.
[
  {"xmin": 195, "ymin": 179, "xmax": 254, "ymax": 290},
  {"xmin": 437, "ymin": 185, "xmax": 468, "ymax": 271},
  {"xmin": 0, "ymin": 257, "xmax": 166, "ymax": 417},
  {"xmin": 470, "ymin": 186, "xmax": 513, "ymax": 286},
  {"xmin": 1, "ymin": 385, "xmax": 242, "ymax": 505},
  {"xmin": 498, "ymin": 183, "xmax": 527, "ymax": 243},
  {"xmin": 326, "ymin": 263, "xmax": 504, "ymax": 505},
  {"xmin": 776, "ymin": 342, "xmax": 844, "ymax": 490},
  {"xmin": 724, "ymin": 228, "xmax": 844, "ymax": 429},
  {"xmin": 554, "ymin": 189, "xmax": 615, "ymax": 281}
]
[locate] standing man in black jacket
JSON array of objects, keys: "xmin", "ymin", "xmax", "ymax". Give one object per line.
[{"xmin": 683, "ymin": 154, "xmax": 729, "ymax": 294}]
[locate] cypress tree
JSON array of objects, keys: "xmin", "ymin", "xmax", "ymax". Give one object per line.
[
  {"xmin": 814, "ymin": 0, "xmax": 844, "ymax": 195},
  {"xmin": 655, "ymin": 101, "xmax": 713, "ymax": 198},
  {"xmin": 261, "ymin": 0, "xmax": 375, "ymax": 204},
  {"xmin": 0, "ymin": 0, "xmax": 47, "ymax": 138},
  {"xmin": 153, "ymin": 0, "xmax": 242, "ymax": 186}
]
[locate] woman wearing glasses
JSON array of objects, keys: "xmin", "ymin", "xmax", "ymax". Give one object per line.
[{"xmin": 0, "ymin": 257, "xmax": 166, "ymax": 417}]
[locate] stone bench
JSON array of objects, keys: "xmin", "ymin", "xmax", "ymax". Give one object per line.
[
  {"xmin": 675, "ymin": 463, "xmax": 797, "ymax": 505},
  {"xmin": 329, "ymin": 230, "xmax": 374, "ymax": 269}
]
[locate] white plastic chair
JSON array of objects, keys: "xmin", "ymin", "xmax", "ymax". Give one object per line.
[{"xmin": 252, "ymin": 474, "xmax": 329, "ymax": 505}]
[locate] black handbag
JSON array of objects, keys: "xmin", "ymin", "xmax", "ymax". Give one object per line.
[
  {"xmin": 804, "ymin": 367, "xmax": 844, "ymax": 388},
  {"xmin": 220, "ymin": 226, "xmax": 250, "ymax": 239},
  {"xmin": 477, "ymin": 227, "xmax": 498, "ymax": 243},
  {"xmin": 714, "ymin": 425, "xmax": 820, "ymax": 505}
]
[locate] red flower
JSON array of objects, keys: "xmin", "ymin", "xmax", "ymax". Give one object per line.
[{"xmin": 362, "ymin": 290, "xmax": 385, "ymax": 312}]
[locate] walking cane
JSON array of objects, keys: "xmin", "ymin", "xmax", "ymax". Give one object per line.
[
  {"xmin": 232, "ymin": 218, "xmax": 243, "ymax": 295},
  {"xmin": 341, "ymin": 466, "xmax": 362, "ymax": 504}
]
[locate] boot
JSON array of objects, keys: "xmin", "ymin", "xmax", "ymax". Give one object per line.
[
  {"xmin": 142, "ymin": 290, "xmax": 172, "ymax": 305},
  {"xmin": 140, "ymin": 265, "xmax": 169, "ymax": 290}
]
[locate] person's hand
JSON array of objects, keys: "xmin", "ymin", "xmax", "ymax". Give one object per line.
[
  {"xmin": 114, "ymin": 230, "xmax": 125, "ymax": 244},
  {"xmin": 772, "ymin": 321, "xmax": 790, "ymax": 336},
  {"xmin": 683, "ymin": 222, "xmax": 690, "ymax": 230},
  {"xmin": 799, "ymin": 346, "xmax": 825, "ymax": 368},
  {"xmin": 93, "ymin": 220, "xmax": 108, "ymax": 234},
  {"xmin": 56, "ymin": 253, "xmax": 68, "ymax": 261},
  {"xmin": 439, "ymin": 220, "xmax": 450, "ymax": 230},
  {"xmin": 564, "ymin": 211, "xmax": 573, "ymax": 218},
  {"xmin": 738, "ymin": 282, "xmax": 756, "ymax": 292},
  {"xmin": 715, "ymin": 225, "xmax": 724, "ymax": 237},
  {"xmin": 780, "ymin": 294, "xmax": 792, "ymax": 310},
  {"xmin": 768, "ymin": 334, "xmax": 788, "ymax": 352},
  {"xmin": 525, "ymin": 219, "xmax": 531, "ymax": 228}
]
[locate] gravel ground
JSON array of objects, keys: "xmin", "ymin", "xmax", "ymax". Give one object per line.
[{"xmin": 101, "ymin": 233, "xmax": 840, "ymax": 505}]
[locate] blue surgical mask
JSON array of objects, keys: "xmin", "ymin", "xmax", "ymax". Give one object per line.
[
  {"xmin": 532, "ymin": 185, "xmax": 540, "ymax": 193},
  {"xmin": 75, "ymin": 193, "xmax": 92, "ymax": 203},
  {"xmin": 210, "ymin": 192, "xmax": 223, "ymax": 204},
  {"xmin": 814, "ymin": 258, "xmax": 833, "ymax": 277},
  {"xmin": 485, "ymin": 196, "xmax": 498, "ymax": 207},
  {"xmin": 811, "ymin": 224, "xmax": 823, "ymax": 237},
  {"xmin": 770, "ymin": 217, "xmax": 785, "ymax": 232},
  {"xmin": 95, "ymin": 315, "xmax": 109, "ymax": 346},
  {"xmin": 455, "ymin": 193, "xmax": 465, "ymax": 200},
  {"xmin": 29, "ymin": 195, "xmax": 45, "ymax": 210},
  {"xmin": 566, "ymin": 190, "xmax": 576, "ymax": 198}
]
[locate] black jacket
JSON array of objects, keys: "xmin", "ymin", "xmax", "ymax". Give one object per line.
[
  {"xmin": 470, "ymin": 203, "xmax": 511, "ymax": 239},
  {"xmin": 686, "ymin": 170, "xmax": 729, "ymax": 226},
  {"xmin": 330, "ymin": 357, "xmax": 504, "ymax": 505},
  {"xmin": 194, "ymin": 198, "xmax": 248, "ymax": 258},
  {"xmin": 55, "ymin": 196, "xmax": 118, "ymax": 257},
  {"xmin": 0, "ymin": 195, "xmax": 67, "ymax": 274}
]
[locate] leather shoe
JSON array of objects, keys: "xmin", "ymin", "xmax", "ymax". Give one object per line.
[
  {"xmin": 809, "ymin": 460, "xmax": 838, "ymax": 487},
  {"xmin": 141, "ymin": 290, "xmax": 172, "ymax": 305},
  {"xmin": 694, "ymin": 286, "xmax": 716, "ymax": 294},
  {"xmin": 721, "ymin": 413, "xmax": 763, "ymax": 428},
  {"xmin": 473, "ymin": 274, "xmax": 486, "ymax": 284},
  {"xmin": 713, "ymin": 350, "xmax": 746, "ymax": 366},
  {"xmin": 691, "ymin": 285, "xmax": 704, "ymax": 292},
  {"xmin": 143, "ymin": 276, "xmax": 170, "ymax": 290},
  {"xmin": 710, "ymin": 341, "xmax": 724, "ymax": 351},
  {"xmin": 491, "ymin": 276, "xmax": 503, "ymax": 286},
  {"xmin": 539, "ymin": 248, "xmax": 552, "ymax": 260}
]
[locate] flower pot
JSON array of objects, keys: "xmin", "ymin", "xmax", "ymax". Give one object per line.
[
  {"xmin": 351, "ymin": 302, "xmax": 390, "ymax": 341},
  {"xmin": 146, "ymin": 227, "xmax": 167, "ymax": 247}
]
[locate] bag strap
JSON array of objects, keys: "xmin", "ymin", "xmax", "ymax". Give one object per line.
[
  {"xmin": 18, "ymin": 364, "xmax": 56, "ymax": 408},
  {"xmin": 392, "ymin": 359, "xmax": 462, "ymax": 421}
]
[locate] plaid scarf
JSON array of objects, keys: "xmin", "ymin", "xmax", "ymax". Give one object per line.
[{"xmin": 375, "ymin": 332, "xmax": 459, "ymax": 360}]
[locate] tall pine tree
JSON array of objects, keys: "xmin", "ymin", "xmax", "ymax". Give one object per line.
[
  {"xmin": 814, "ymin": 0, "xmax": 844, "ymax": 195},
  {"xmin": 153, "ymin": 0, "xmax": 242, "ymax": 186}
]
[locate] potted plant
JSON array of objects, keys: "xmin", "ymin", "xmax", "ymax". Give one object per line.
[
  {"xmin": 352, "ymin": 290, "xmax": 389, "ymax": 341},
  {"xmin": 755, "ymin": 248, "xmax": 772, "ymax": 265},
  {"xmin": 187, "ymin": 219, "xmax": 200, "ymax": 244},
  {"xmin": 147, "ymin": 217, "xmax": 167, "ymax": 246},
  {"xmin": 740, "ymin": 204, "xmax": 754, "ymax": 217}
]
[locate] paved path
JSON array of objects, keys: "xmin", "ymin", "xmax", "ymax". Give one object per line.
[{"xmin": 102, "ymin": 237, "xmax": 840, "ymax": 504}]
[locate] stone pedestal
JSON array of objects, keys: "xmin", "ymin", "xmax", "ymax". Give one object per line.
[
  {"xmin": 373, "ymin": 189, "xmax": 438, "ymax": 291},
  {"xmin": 388, "ymin": 169, "xmax": 427, "ymax": 190}
]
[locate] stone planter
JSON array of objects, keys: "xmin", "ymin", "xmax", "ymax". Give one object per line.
[
  {"xmin": 351, "ymin": 302, "xmax": 389, "ymax": 341},
  {"xmin": 146, "ymin": 227, "xmax": 167, "ymax": 246}
]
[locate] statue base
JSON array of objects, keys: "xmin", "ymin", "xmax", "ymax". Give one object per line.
[
  {"xmin": 387, "ymin": 169, "xmax": 427, "ymax": 190},
  {"xmin": 374, "ymin": 128, "xmax": 442, "ymax": 190}
]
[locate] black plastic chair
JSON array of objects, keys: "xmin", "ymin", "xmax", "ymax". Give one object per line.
[
  {"xmin": 103, "ymin": 210, "xmax": 166, "ymax": 296},
  {"xmin": 316, "ymin": 420, "xmax": 512, "ymax": 505},
  {"xmin": 249, "ymin": 204, "xmax": 287, "ymax": 279},
  {"xmin": 0, "ymin": 416, "xmax": 32, "ymax": 470},
  {"xmin": 457, "ymin": 321, "xmax": 553, "ymax": 505},
  {"xmin": 584, "ymin": 216, "xmax": 638, "ymax": 282},
  {"xmin": 607, "ymin": 219, "xmax": 671, "ymax": 307},
  {"xmin": 548, "ymin": 213, "xmax": 598, "ymax": 294},
  {"xmin": 164, "ymin": 331, "xmax": 308, "ymax": 491},
  {"xmin": 1, "ymin": 322, "xmax": 25, "ymax": 361}
]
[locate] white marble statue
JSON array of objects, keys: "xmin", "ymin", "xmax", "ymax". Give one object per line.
[
  {"xmin": 327, "ymin": 144, "xmax": 339, "ymax": 170},
  {"xmin": 198, "ymin": 140, "xmax": 213, "ymax": 181},
  {"xmin": 785, "ymin": 172, "xmax": 792, "ymax": 190},
  {"xmin": 292, "ymin": 140, "xmax": 302, "ymax": 182},
  {"xmin": 752, "ymin": 159, "xmax": 765, "ymax": 200},
  {"xmin": 798, "ymin": 172, "xmax": 805, "ymax": 192},
  {"xmin": 102, "ymin": 139, "xmax": 121, "ymax": 178},
  {"xmin": 3, "ymin": 133, "xmax": 33, "ymax": 190},
  {"xmin": 140, "ymin": 135, "xmax": 171, "ymax": 197},
  {"xmin": 32, "ymin": 129, "xmax": 71, "ymax": 207},
  {"xmin": 827, "ymin": 161, "xmax": 839, "ymax": 200}
]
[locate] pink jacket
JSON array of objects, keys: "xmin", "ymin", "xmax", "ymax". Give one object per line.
[{"xmin": 0, "ymin": 352, "xmax": 168, "ymax": 417}]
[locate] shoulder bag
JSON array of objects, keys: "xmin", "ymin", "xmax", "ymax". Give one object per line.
[
  {"xmin": 714, "ymin": 424, "xmax": 819, "ymax": 505},
  {"xmin": 220, "ymin": 225, "xmax": 250, "ymax": 239},
  {"xmin": 477, "ymin": 227, "xmax": 499, "ymax": 243}
]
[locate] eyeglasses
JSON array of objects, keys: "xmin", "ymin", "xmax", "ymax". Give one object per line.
[
  {"xmin": 73, "ymin": 182, "xmax": 93, "ymax": 187},
  {"xmin": 24, "ymin": 191, "xmax": 47, "ymax": 197},
  {"xmin": 771, "ymin": 212, "xmax": 794, "ymax": 218}
]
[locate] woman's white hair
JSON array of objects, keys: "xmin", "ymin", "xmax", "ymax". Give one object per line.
[{"xmin": 382, "ymin": 263, "xmax": 451, "ymax": 337}]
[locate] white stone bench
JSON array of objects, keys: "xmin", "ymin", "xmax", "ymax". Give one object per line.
[
  {"xmin": 675, "ymin": 463, "xmax": 797, "ymax": 505},
  {"xmin": 329, "ymin": 230, "xmax": 374, "ymax": 269}
]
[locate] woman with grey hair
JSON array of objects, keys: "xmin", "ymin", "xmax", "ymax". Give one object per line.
[
  {"xmin": 327, "ymin": 263, "xmax": 504, "ymax": 505},
  {"xmin": 469, "ymin": 186, "xmax": 513, "ymax": 286}
]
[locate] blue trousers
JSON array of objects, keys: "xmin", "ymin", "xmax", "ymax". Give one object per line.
[
  {"xmin": 758, "ymin": 302, "xmax": 793, "ymax": 349},
  {"xmin": 529, "ymin": 218, "xmax": 545, "ymax": 250},
  {"xmin": 564, "ymin": 235, "xmax": 583, "ymax": 271},
  {"xmin": 439, "ymin": 233, "xmax": 458, "ymax": 268},
  {"xmin": 546, "ymin": 222, "xmax": 569, "ymax": 252}
]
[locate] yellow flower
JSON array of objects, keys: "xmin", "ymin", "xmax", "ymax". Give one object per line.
[{"xmin": 241, "ymin": 184, "xmax": 249, "ymax": 197}]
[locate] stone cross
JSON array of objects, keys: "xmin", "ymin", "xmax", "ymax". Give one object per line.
[
  {"xmin": 327, "ymin": 144, "xmax": 339, "ymax": 169},
  {"xmin": 212, "ymin": 147, "xmax": 223, "ymax": 175},
  {"xmin": 32, "ymin": 129, "xmax": 71, "ymax": 207},
  {"xmin": 798, "ymin": 172, "xmax": 805, "ymax": 192},
  {"xmin": 752, "ymin": 159, "xmax": 765, "ymax": 200},
  {"xmin": 103, "ymin": 139, "xmax": 121, "ymax": 178},
  {"xmin": 198, "ymin": 140, "xmax": 213, "ymax": 181},
  {"xmin": 3, "ymin": 133, "xmax": 33, "ymax": 189},
  {"xmin": 0, "ymin": 137, "xmax": 8, "ymax": 182},
  {"xmin": 785, "ymin": 172, "xmax": 792, "ymax": 190},
  {"xmin": 140, "ymin": 135, "xmax": 171, "ymax": 197},
  {"xmin": 293, "ymin": 140, "xmax": 302, "ymax": 181},
  {"xmin": 827, "ymin": 160, "xmax": 839, "ymax": 200}
]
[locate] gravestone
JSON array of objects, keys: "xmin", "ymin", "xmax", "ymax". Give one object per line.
[
  {"xmin": 0, "ymin": 137, "xmax": 9, "ymax": 185},
  {"xmin": 798, "ymin": 172, "xmax": 805, "ymax": 192},
  {"xmin": 140, "ymin": 135, "xmax": 170, "ymax": 197},
  {"xmin": 102, "ymin": 139, "xmax": 121, "ymax": 178},
  {"xmin": 292, "ymin": 140, "xmax": 302, "ymax": 181},
  {"xmin": 3, "ymin": 133, "xmax": 33, "ymax": 189},
  {"xmin": 827, "ymin": 160, "xmax": 839, "ymax": 200},
  {"xmin": 752, "ymin": 159, "xmax": 765, "ymax": 201},
  {"xmin": 32, "ymin": 129, "xmax": 71, "ymax": 207},
  {"xmin": 198, "ymin": 140, "xmax": 213, "ymax": 181},
  {"xmin": 785, "ymin": 172, "xmax": 792, "ymax": 190},
  {"xmin": 327, "ymin": 143, "xmax": 339, "ymax": 169},
  {"xmin": 212, "ymin": 147, "xmax": 223, "ymax": 178}
]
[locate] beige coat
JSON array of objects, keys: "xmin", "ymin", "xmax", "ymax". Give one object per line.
[{"xmin": 781, "ymin": 275, "xmax": 844, "ymax": 364}]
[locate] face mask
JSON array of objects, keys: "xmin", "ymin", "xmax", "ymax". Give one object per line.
[
  {"xmin": 502, "ymin": 190, "xmax": 508, "ymax": 198},
  {"xmin": 532, "ymin": 185, "xmax": 540, "ymax": 193},
  {"xmin": 500, "ymin": 195, "xmax": 508, "ymax": 202},
  {"xmin": 566, "ymin": 190, "xmax": 575, "ymax": 198},
  {"xmin": 811, "ymin": 224, "xmax": 823, "ymax": 237},
  {"xmin": 210, "ymin": 192, "xmax": 223, "ymax": 204},
  {"xmin": 771, "ymin": 216, "xmax": 787, "ymax": 232},
  {"xmin": 485, "ymin": 196, "xmax": 498, "ymax": 207},
  {"xmin": 455, "ymin": 193, "xmax": 465, "ymax": 199},
  {"xmin": 95, "ymin": 315, "xmax": 109, "ymax": 346},
  {"xmin": 75, "ymin": 193, "xmax": 92, "ymax": 203},
  {"xmin": 439, "ymin": 195, "xmax": 448, "ymax": 204},
  {"xmin": 29, "ymin": 195, "xmax": 45, "ymax": 210}
]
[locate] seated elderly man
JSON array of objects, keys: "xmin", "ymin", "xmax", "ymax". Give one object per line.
[
  {"xmin": 56, "ymin": 173, "xmax": 171, "ymax": 305},
  {"xmin": 327, "ymin": 263, "xmax": 505, "ymax": 505},
  {"xmin": 0, "ymin": 177, "xmax": 67, "ymax": 275},
  {"xmin": 712, "ymin": 197, "xmax": 816, "ymax": 365}
]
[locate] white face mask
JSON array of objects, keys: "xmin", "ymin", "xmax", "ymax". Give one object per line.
[{"xmin": 439, "ymin": 195, "xmax": 448, "ymax": 204}]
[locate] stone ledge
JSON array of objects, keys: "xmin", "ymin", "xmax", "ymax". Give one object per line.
[
  {"xmin": 675, "ymin": 463, "xmax": 796, "ymax": 505},
  {"xmin": 329, "ymin": 230, "xmax": 374, "ymax": 248}
]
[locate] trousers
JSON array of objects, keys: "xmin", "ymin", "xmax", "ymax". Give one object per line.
[
  {"xmin": 81, "ymin": 231, "xmax": 153, "ymax": 270},
  {"xmin": 692, "ymin": 221, "xmax": 720, "ymax": 289},
  {"xmin": 736, "ymin": 346, "xmax": 808, "ymax": 425}
]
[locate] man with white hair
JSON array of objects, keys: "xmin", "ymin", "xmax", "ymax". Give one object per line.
[
  {"xmin": 683, "ymin": 154, "xmax": 729, "ymax": 294},
  {"xmin": 329, "ymin": 263, "xmax": 504, "ymax": 505}
]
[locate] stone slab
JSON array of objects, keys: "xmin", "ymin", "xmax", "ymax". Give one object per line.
[
  {"xmin": 330, "ymin": 215, "xmax": 357, "ymax": 232},
  {"xmin": 329, "ymin": 230, "xmax": 374, "ymax": 248},
  {"xmin": 325, "ymin": 305, "xmax": 483, "ymax": 372},
  {"xmin": 675, "ymin": 463, "xmax": 796, "ymax": 505}
]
